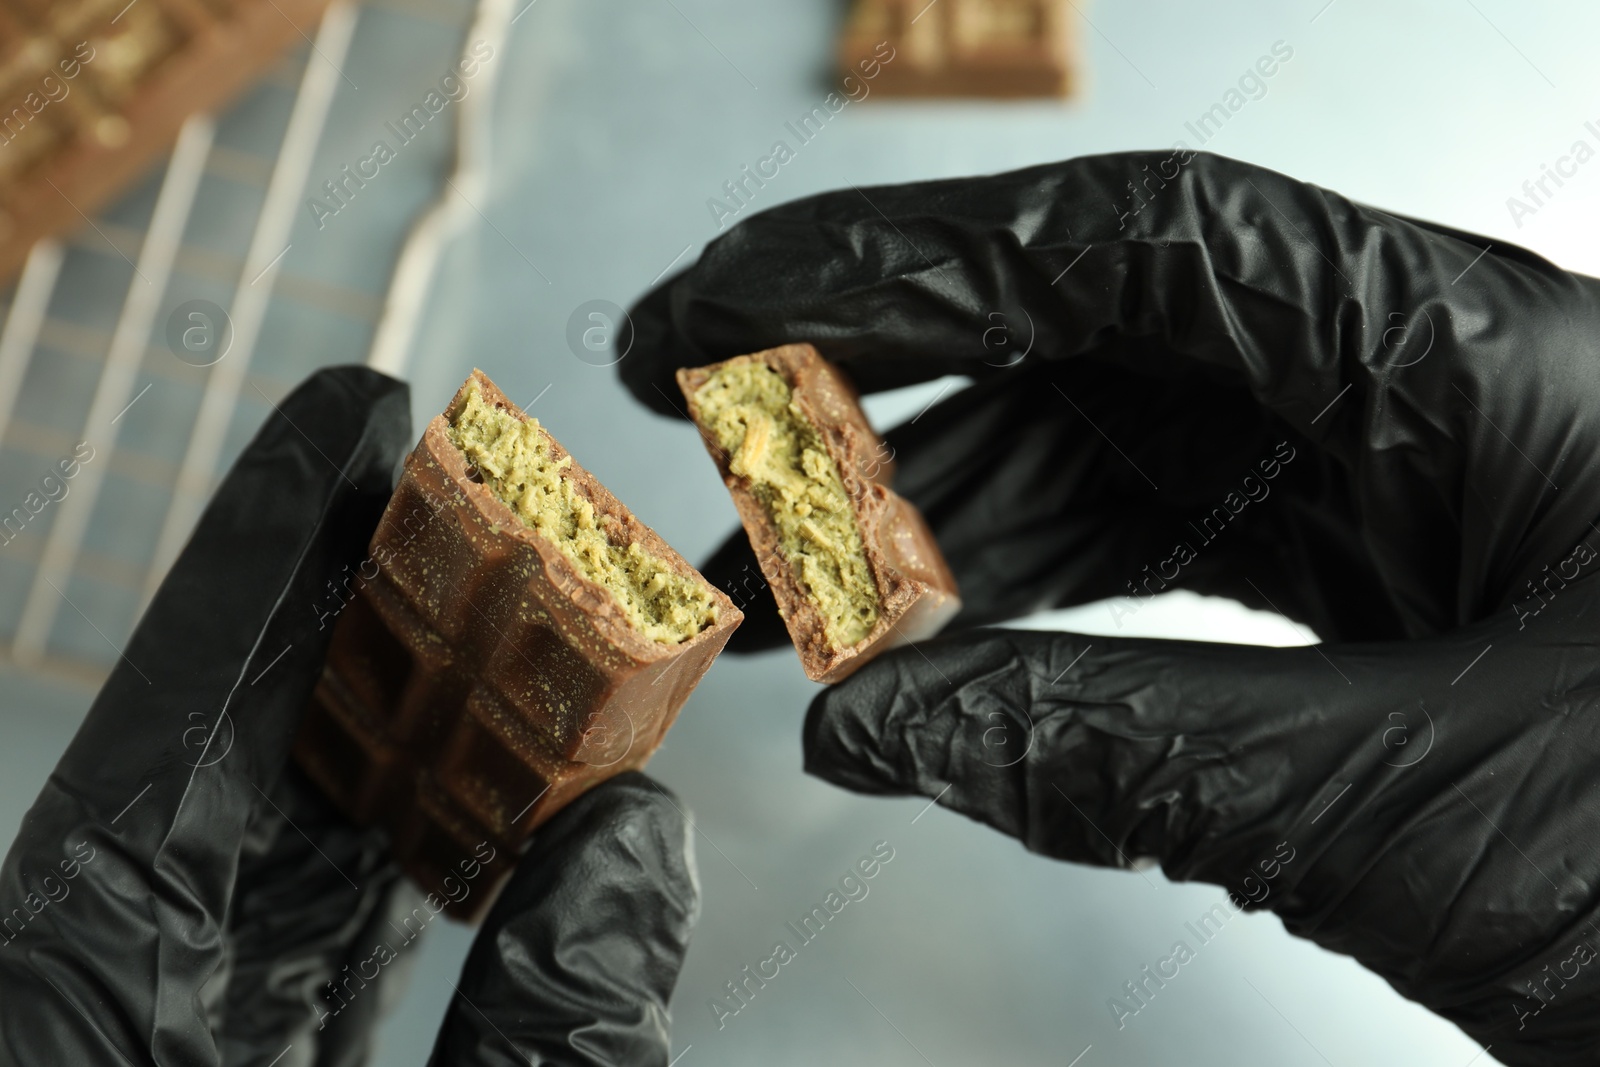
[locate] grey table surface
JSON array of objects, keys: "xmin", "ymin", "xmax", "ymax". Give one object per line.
[{"xmin": 5, "ymin": 0, "xmax": 1599, "ymax": 1063}]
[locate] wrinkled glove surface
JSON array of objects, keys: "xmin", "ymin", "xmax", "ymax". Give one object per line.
[
  {"xmin": 623, "ymin": 150, "xmax": 1600, "ymax": 1064},
  {"xmin": 0, "ymin": 367, "xmax": 698, "ymax": 1067}
]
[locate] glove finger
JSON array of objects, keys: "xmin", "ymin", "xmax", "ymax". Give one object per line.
[
  {"xmin": 0, "ymin": 367, "xmax": 410, "ymax": 1066},
  {"xmin": 429, "ymin": 773, "xmax": 698, "ymax": 1067},
  {"xmin": 213, "ymin": 765, "xmax": 421, "ymax": 1067},
  {"xmin": 802, "ymin": 626, "xmax": 1399, "ymax": 887},
  {"xmin": 622, "ymin": 150, "xmax": 1526, "ymax": 416},
  {"xmin": 809, "ymin": 550, "xmax": 1600, "ymax": 1065},
  {"xmin": 625, "ymin": 151, "xmax": 1600, "ymax": 634}
]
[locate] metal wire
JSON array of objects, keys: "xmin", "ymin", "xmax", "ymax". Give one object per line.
[
  {"xmin": 365, "ymin": 0, "xmax": 513, "ymax": 377},
  {"xmin": 141, "ymin": 0, "xmax": 361, "ymax": 604},
  {"xmin": 0, "ymin": 0, "xmax": 482, "ymax": 685},
  {"xmin": 13, "ymin": 114, "xmax": 216, "ymax": 664},
  {"xmin": 0, "ymin": 241, "xmax": 65, "ymax": 454}
]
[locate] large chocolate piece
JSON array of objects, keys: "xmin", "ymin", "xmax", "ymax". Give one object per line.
[
  {"xmin": 295, "ymin": 371, "xmax": 742, "ymax": 920},
  {"xmin": 678, "ymin": 344, "xmax": 959, "ymax": 685}
]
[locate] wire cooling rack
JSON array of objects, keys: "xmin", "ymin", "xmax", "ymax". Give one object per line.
[{"xmin": 0, "ymin": 0, "xmax": 509, "ymax": 687}]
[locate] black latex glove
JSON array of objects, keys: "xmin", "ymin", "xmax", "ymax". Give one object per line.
[
  {"xmin": 622, "ymin": 151, "xmax": 1600, "ymax": 1065},
  {"xmin": 0, "ymin": 367, "xmax": 697, "ymax": 1067}
]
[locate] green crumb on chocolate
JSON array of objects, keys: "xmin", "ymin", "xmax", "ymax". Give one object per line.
[
  {"xmin": 693, "ymin": 359, "xmax": 878, "ymax": 648},
  {"xmin": 448, "ymin": 380, "xmax": 717, "ymax": 644}
]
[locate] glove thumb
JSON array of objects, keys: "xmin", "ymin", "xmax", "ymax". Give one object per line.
[
  {"xmin": 803, "ymin": 626, "xmax": 1399, "ymax": 888},
  {"xmin": 428, "ymin": 773, "xmax": 699, "ymax": 1066}
]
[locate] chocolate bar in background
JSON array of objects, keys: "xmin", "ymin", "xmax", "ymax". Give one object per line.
[
  {"xmin": 838, "ymin": 0, "xmax": 1077, "ymax": 100},
  {"xmin": 295, "ymin": 370, "xmax": 742, "ymax": 921},
  {"xmin": 0, "ymin": 0, "xmax": 335, "ymax": 284},
  {"xmin": 678, "ymin": 344, "xmax": 960, "ymax": 685}
]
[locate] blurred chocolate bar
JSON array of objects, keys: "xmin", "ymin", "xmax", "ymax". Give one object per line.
[
  {"xmin": 839, "ymin": 0, "xmax": 1076, "ymax": 99},
  {"xmin": 678, "ymin": 344, "xmax": 959, "ymax": 685},
  {"xmin": 0, "ymin": 0, "xmax": 335, "ymax": 282},
  {"xmin": 295, "ymin": 371, "xmax": 742, "ymax": 920}
]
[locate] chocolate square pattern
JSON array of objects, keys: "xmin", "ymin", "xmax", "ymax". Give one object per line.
[{"xmin": 295, "ymin": 371, "xmax": 742, "ymax": 920}]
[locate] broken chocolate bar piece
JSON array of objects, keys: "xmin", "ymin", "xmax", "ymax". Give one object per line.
[
  {"xmin": 677, "ymin": 344, "xmax": 959, "ymax": 685},
  {"xmin": 295, "ymin": 370, "xmax": 742, "ymax": 920}
]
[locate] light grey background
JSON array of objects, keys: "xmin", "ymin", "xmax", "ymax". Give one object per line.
[{"xmin": 6, "ymin": 0, "xmax": 1597, "ymax": 1063}]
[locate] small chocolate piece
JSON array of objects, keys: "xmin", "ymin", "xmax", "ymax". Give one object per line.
[
  {"xmin": 677, "ymin": 344, "xmax": 959, "ymax": 685},
  {"xmin": 295, "ymin": 371, "xmax": 742, "ymax": 920},
  {"xmin": 837, "ymin": 0, "xmax": 1077, "ymax": 100}
]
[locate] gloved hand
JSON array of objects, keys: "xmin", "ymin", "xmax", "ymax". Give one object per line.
[
  {"xmin": 0, "ymin": 367, "xmax": 698, "ymax": 1067},
  {"xmin": 621, "ymin": 150, "xmax": 1600, "ymax": 1065}
]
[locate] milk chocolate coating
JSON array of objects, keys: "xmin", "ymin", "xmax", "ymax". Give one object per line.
[
  {"xmin": 837, "ymin": 0, "xmax": 1076, "ymax": 99},
  {"xmin": 677, "ymin": 344, "xmax": 960, "ymax": 685},
  {"xmin": 294, "ymin": 371, "xmax": 742, "ymax": 920}
]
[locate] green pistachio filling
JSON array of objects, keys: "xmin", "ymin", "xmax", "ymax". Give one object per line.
[
  {"xmin": 693, "ymin": 360, "xmax": 878, "ymax": 648},
  {"xmin": 449, "ymin": 381, "xmax": 716, "ymax": 644}
]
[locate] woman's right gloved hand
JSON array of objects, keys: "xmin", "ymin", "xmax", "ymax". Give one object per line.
[
  {"xmin": 620, "ymin": 150, "xmax": 1600, "ymax": 1064},
  {"xmin": 0, "ymin": 368, "xmax": 699, "ymax": 1067}
]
